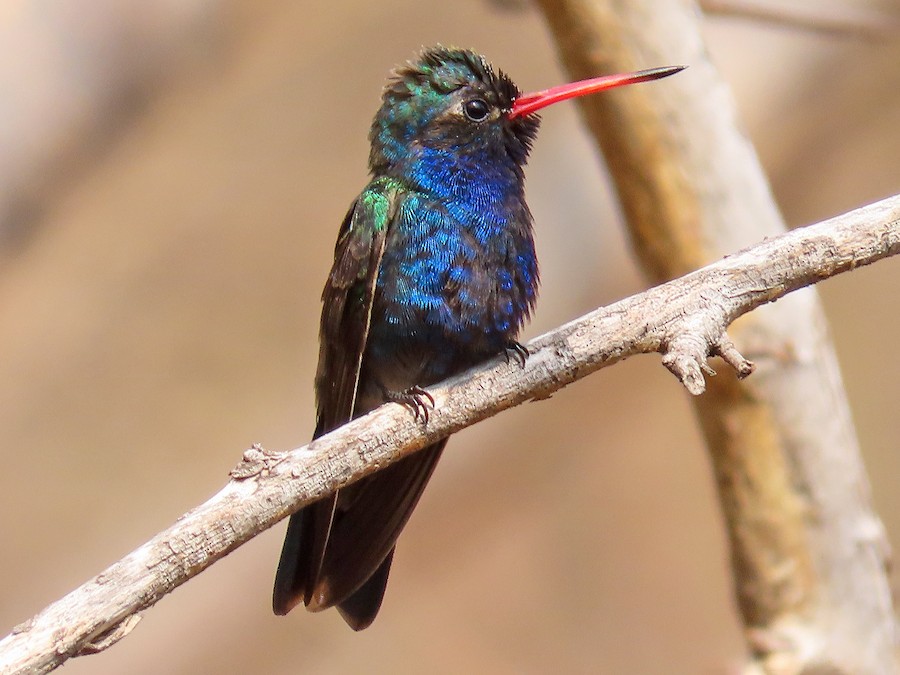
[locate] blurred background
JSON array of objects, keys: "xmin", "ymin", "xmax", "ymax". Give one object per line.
[{"xmin": 0, "ymin": 1, "xmax": 898, "ymax": 673}]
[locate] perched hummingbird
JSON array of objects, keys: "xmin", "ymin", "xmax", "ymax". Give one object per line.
[{"xmin": 273, "ymin": 47, "xmax": 682, "ymax": 630}]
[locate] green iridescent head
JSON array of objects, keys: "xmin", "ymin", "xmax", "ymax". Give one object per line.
[{"xmin": 368, "ymin": 47, "xmax": 540, "ymax": 172}]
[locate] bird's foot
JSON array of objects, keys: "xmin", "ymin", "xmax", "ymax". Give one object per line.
[
  {"xmin": 385, "ymin": 385, "xmax": 435, "ymax": 424},
  {"xmin": 503, "ymin": 340, "xmax": 529, "ymax": 368}
]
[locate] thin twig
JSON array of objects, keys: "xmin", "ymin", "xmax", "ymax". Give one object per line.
[
  {"xmin": 700, "ymin": 0, "xmax": 900, "ymax": 40},
  {"xmin": 0, "ymin": 194, "xmax": 897, "ymax": 675}
]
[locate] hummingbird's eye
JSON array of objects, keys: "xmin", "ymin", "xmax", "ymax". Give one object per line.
[{"xmin": 463, "ymin": 98, "xmax": 490, "ymax": 122}]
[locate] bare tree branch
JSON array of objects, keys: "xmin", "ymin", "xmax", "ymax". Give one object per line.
[
  {"xmin": 533, "ymin": 0, "xmax": 898, "ymax": 671},
  {"xmin": 700, "ymin": 0, "xmax": 900, "ymax": 40},
  {"xmin": 0, "ymin": 194, "xmax": 897, "ymax": 675}
]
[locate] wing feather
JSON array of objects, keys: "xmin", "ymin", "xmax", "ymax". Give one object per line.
[
  {"xmin": 275, "ymin": 179, "xmax": 448, "ymax": 627},
  {"xmin": 274, "ymin": 182, "xmax": 393, "ymax": 615}
]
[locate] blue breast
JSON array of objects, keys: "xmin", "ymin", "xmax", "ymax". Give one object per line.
[{"xmin": 371, "ymin": 147, "xmax": 538, "ymax": 365}]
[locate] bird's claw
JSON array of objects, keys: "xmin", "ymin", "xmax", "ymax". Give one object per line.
[
  {"xmin": 387, "ymin": 385, "xmax": 435, "ymax": 423},
  {"xmin": 503, "ymin": 340, "xmax": 529, "ymax": 368}
]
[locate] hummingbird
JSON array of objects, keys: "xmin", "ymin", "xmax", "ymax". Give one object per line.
[{"xmin": 273, "ymin": 46, "xmax": 683, "ymax": 630}]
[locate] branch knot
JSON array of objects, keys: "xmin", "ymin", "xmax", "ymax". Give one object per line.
[{"xmin": 661, "ymin": 331, "xmax": 753, "ymax": 395}]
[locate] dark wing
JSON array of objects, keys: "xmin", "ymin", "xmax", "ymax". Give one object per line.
[
  {"xmin": 313, "ymin": 190, "xmax": 393, "ymax": 437},
  {"xmin": 274, "ymin": 181, "xmax": 401, "ymax": 624}
]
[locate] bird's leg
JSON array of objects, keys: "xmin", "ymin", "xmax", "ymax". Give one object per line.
[
  {"xmin": 503, "ymin": 340, "xmax": 529, "ymax": 368},
  {"xmin": 382, "ymin": 384, "xmax": 436, "ymax": 424}
]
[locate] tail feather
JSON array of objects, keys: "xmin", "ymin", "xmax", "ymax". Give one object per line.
[
  {"xmin": 272, "ymin": 492, "xmax": 337, "ymax": 615},
  {"xmin": 272, "ymin": 440, "xmax": 446, "ymax": 627},
  {"xmin": 336, "ymin": 549, "xmax": 394, "ymax": 630}
]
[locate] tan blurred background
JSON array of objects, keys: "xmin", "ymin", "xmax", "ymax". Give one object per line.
[{"xmin": 0, "ymin": 1, "xmax": 898, "ymax": 673}]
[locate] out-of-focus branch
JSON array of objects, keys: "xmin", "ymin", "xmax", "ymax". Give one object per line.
[
  {"xmin": 1, "ymin": 196, "xmax": 898, "ymax": 674},
  {"xmin": 0, "ymin": 4, "xmax": 221, "ymax": 255},
  {"xmin": 700, "ymin": 0, "xmax": 900, "ymax": 40},
  {"xmin": 534, "ymin": 1, "xmax": 898, "ymax": 672}
]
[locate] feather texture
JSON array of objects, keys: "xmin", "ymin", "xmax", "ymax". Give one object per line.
[{"xmin": 274, "ymin": 46, "xmax": 541, "ymax": 629}]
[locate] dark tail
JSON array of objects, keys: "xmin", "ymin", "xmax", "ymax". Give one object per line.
[{"xmin": 273, "ymin": 440, "xmax": 446, "ymax": 629}]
